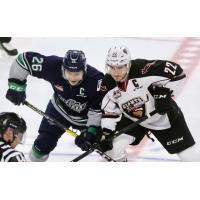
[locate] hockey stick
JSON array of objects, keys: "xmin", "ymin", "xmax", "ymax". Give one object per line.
[
  {"xmin": 71, "ymin": 109, "xmax": 158, "ymax": 162},
  {"xmin": 71, "ymin": 74, "xmax": 186, "ymax": 162},
  {"xmin": 71, "ymin": 143, "xmax": 99, "ymax": 162},
  {"xmin": 23, "ymin": 100, "xmax": 115, "ymax": 162},
  {"xmin": 23, "ymin": 100, "xmax": 78, "ymax": 137},
  {"xmin": 71, "ymin": 73, "xmax": 186, "ymax": 162},
  {"xmin": 71, "ymin": 143, "xmax": 116, "ymax": 162}
]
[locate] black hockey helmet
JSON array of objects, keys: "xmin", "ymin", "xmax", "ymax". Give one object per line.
[
  {"xmin": 62, "ymin": 50, "xmax": 87, "ymax": 72},
  {"xmin": 0, "ymin": 112, "xmax": 27, "ymax": 137}
]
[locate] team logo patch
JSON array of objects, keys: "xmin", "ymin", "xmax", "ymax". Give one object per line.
[
  {"xmin": 131, "ymin": 107, "xmax": 144, "ymax": 118},
  {"xmin": 65, "ymin": 99, "xmax": 87, "ymax": 113},
  {"xmin": 57, "ymin": 95, "xmax": 87, "ymax": 113},
  {"xmin": 100, "ymin": 85, "xmax": 108, "ymax": 92},
  {"xmin": 141, "ymin": 60, "xmax": 157, "ymax": 74},
  {"xmin": 122, "ymin": 97, "xmax": 146, "ymax": 118},
  {"xmin": 113, "ymin": 90, "xmax": 121, "ymax": 99}
]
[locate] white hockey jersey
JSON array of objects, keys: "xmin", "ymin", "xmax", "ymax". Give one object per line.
[{"xmin": 101, "ymin": 59, "xmax": 186, "ymax": 131}]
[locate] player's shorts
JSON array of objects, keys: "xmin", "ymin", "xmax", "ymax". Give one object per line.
[{"xmin": 116, "ymin": 110, "xmax": 195, "ymax": 154}]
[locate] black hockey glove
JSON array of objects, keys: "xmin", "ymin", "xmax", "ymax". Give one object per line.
[
  {"xmin": 6, "ymin": 78, "xmax": 27, "ymax": 105},
  {"xmin": 75, "ymin": 126, "xmax": 102, "ymax": 151},
  {"xmin": 148, "ymin": 84, "xmax": 173, "ymax": 115},
  {"xmin": 98, "ymin": 128, "xmax": 114, "ymax": 152}
]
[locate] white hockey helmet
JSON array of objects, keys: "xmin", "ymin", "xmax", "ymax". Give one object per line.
[{"xmin": 105, "ymin": 45, "xmax": 131, "ymax": 68}]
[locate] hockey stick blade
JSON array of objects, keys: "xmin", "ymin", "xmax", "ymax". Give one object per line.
[
  {"xmin": 71, "ymin": 144, "xmax": 98, "ymax": 162},
  {"xmin": 70, "ymin": 144, "xmax": 116, "ymax": 162}
]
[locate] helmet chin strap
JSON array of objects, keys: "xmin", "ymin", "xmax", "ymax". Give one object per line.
[{"xmin": 9, "ymin": 136, "xmax": 16, "ymax": 145}]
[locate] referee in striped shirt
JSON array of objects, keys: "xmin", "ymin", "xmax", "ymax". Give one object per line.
[{"xmin": 0, "ymin": 112, "xmax": 27, "ymax": 162}]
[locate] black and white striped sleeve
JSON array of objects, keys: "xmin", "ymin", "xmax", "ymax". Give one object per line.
[{"xmin": 0, "ymin": 141, "xmax": 26, "ymax": 162}]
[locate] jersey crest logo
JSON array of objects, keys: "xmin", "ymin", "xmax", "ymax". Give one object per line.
[
  {"xmin": 122, "ymin": 97, "xmax": 146, "ymax": 118},
  {"xmin": 131, "ymin": 107, "xmax": 145, "ymax": 118},
  {"xmin": 141, "ymin": 60, "xmax": 157, "ymax": 74},
  {"xmin": 113, "ymin": 90, "xmax": 121, "ymax": 99},
  {"xmin": 54, "ymin": 84, "xmax": 64, "ymax": 91},
  {"xmin": 65, "ymin": 99, "xmax": 87, "ymax": 113}
]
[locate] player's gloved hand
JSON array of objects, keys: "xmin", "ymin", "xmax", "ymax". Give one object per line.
[
  {"xmin": 75, "ymin": 126, "xmax": 102, "ymax": 151},
  {"xmin": 148, "ymin": 84, "xmax": 173, "ymax": 115},
  {"xmin": 98, "ymin": 128, "xmax": 114, "ymax": 152},
  {"xmin": 6, "ymin": 78, "xmax": 27, "ymax": 105}
]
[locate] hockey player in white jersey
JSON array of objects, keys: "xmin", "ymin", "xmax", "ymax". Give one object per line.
[
  {"xmin": 99, "ymin": 45, "xmax": 200, "ymax": 162},
  {"xmin": 0, "ymin": 112, "xmax": 27, "ymax": 162}
]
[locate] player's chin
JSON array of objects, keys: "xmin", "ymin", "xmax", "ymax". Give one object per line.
[
  {"xmin": 113, "ymin": 77, "xmax": 123, "ymax": 82},
  {"xmin": 69, "ymin": 81, "xmax": 79, "ymax": 86}
]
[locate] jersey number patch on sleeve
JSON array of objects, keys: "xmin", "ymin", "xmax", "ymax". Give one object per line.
[
  {"xmin": 31, "ymin": 56, "xmax": 44, "ymax": 71},
  {"xmin": 164, "ymin": 62, "xmax": 177, "ymax": 75}
]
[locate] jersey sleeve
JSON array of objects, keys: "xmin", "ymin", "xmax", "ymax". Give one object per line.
[
  {"xmin": 150, "ymin": 60, "xmax": 186, "ymax": 97},
  {"xmin": 101, "ymin": 94, "xmax": 122, "ymax": 131},
  {"xmin": 133, "ymin": 59, "xmax": 184, "ymax": 79},
  {"xmin": 13, "ymin": 52, "xmax": 63, "ymax": 82},
  {"xmin": 132, "ymin": 59, "xmax": 186, "ymax": 97},
  {"xmin": 7, "ymin": 151, "xmax": 26, "ymax": 162},
  {"xmin": 100, "ymin": 74, "xmax": 122, "ymax": 131},
  {"xmin": 86, "ymin": 73, "xmax": 104, "ymax": 127}
]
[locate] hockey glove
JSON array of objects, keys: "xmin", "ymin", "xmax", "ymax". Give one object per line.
[
  {"xmin": 75, "ymin": 126, "xmax": 102, "ymax": 151},
  {"xmin": 148, "ymin": 84, "xmax": 173, "ymax": 115},
  {"xmin": 98, "ymin": 128, "xmax": 114, "ymax": 152},
  {"xmin": 6, "ymin": 78, "xmax": 27, "ymax": 105}
]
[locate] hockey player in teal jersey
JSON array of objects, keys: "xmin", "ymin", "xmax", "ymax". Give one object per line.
[{"xmin": 6, "ymin": 50, "xmax": 104, "ymax": 161}]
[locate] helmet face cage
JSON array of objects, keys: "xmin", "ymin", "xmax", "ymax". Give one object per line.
[
  {"xmin": 0, "ymin": 112, "xmax": 27, "ymax": 144},
  {"xmin": 105, "ymin": 46, "xmax": 131, "ymax": 73},
  {"xmin": 62, "ymin": 50, "xmax": 87, "ymax": 73}
]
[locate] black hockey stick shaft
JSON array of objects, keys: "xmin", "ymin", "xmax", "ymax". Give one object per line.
[
  {"xmin": 70, "ymin": 144, "xmax": 115, "ymax": 162},
  {"xmin": 71, "ymin": 109, "xmax": 158, "ymax": 162},
  {"xmin": 23, "ymin": 100, "xmax": 115, "ymax": 162},
  {"xmin": 113, "ymin": 110, "xmax": 157, "ymax": 139},
  {"xmin": 71, "ymin": 144, "xmax": 98, "ymax": 162}
]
